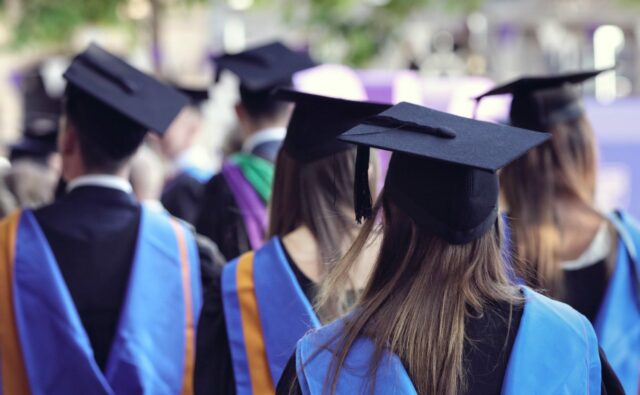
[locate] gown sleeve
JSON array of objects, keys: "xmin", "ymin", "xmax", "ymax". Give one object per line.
[
  {"xmin": 276, "ymin": 352, "xmax": 303, "ymax": 395},
  {"xmin": 194, "ymin": 257, "xmax": 237, "ymax": 395},
  {"xmin": 599, "ymin": 347, "xmax": 624, "ymax": 395},
  {"xmin": 195, "ymin": 174, "xmax": 250, "ymax": 261}
]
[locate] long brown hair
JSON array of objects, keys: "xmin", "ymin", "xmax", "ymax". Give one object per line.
[
  {"xmin": 500, "ymin": 115, "xmax": 598, "ymax": 295},
  {"xmin": 316, "ymin": 189, "xmax": 522, "ymax": 395},
  {"xmin": 269, "ymin": 147, "xmax": 370, "ymax": 268}
]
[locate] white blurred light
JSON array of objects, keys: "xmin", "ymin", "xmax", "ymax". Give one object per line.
[
  {"xmin": 593, "ymin": 25, "xmax": 624, "ymax": 103},
  {"xmin": 467, "ymin": 12, "xmax": 487, "ymax": 33},
  {"xmin": 41, "ymin": 57, "xmax": 69, "ymax": 99},
  {"xmin": 126, "ymin": 0, "xmax": 151, "ymax": 20},
  {"xmin": 293, "ymin": 64, "xmax": 367, "ymax": 100},
  {"xmin": 392, "ymin": 71, "xmax": 423, "ymax": 105},
  {"xmin": 227, "ymin": 0, "xmax": 254, "ymax": 11},
  {"xmin": 366, "ymin": 0, "xmax": 391, "ymax": 6},
  {"xmin": 223, "ymin": 16, "xmax": 246, "ymax": 53}
]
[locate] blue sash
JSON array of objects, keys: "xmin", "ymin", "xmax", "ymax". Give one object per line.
[
  {"xmin": 222, "ymin": 237, "xmax": 321, "ymax": 394},
  {"xmin": 296, "ymin": 287, "xmax": 601, "ymax": 395},
  {"xmin": 0, "ymin": 207, "xmax": 202, "ymax": 395},
  {"xmin": 596, "ymin": 211, "xmax": 640, "ymax": 394}
]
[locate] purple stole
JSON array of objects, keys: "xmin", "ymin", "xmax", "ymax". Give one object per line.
[
  {"xmin": 0, "ymin": 207, "xmax": 202, "ymax": 395},
  {"xmin": 221, "ymin": 161, "xmax": 268, "ymax": 250}
]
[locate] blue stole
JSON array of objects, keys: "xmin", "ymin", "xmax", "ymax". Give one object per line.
[
  {"xmin": 0, "ymin": 207, "xmax": 202, "ymax": 395},
  {"xmin": 596, "ymin": 211, "xmax": 640, "ymax": 394},
  {"xmin": 222, "ymin": 237, "xmax": 321, "ymax": 394},
  {"xmin": 180, "ymin": 165, "xmax": 214, "ymax": 184},
  {"xmin": 296, "ymin": 287, "xmax": 601, "ymax": 395}
]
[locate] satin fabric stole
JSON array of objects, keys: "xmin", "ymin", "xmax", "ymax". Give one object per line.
[
  {"xmin": 221, "ymin": 161, "xmax": 268, "ymax": 250},
  {"xmin": 222, "ymin": 238, "xmax": 321, "ymax": 395},
  {"xmin": 596, "ymin": 211, "xmax": 640, "ymax": 394},
  {"xmin": 0, "ymin": 208, "xmax": 201, "ymax": 395},
  {"xmin": 296, "ymin": 287, "xmax": 601, "ymax": 395}
]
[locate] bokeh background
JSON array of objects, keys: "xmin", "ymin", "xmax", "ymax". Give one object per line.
[{"xmin": 0, "ymin": 0, "xmax": 639, "ymax": 215}]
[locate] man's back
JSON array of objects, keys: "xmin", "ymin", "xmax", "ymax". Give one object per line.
[{"xmin": 34, "ymin": 182, "xmax": 140, "ymax": 370}]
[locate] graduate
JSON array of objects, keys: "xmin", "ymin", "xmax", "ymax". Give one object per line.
[
  {"xmin": 0, "ymin": 43, "xmax": 204, "ymax": 394},
  {"xmin": 195, "ymin": 41, "xmax": 316, "ymax": 260},
  {"xmin": 160, "ymin": 85, "xmax": 213, "ymax": 224},
  {"xmin": 194, "ymin": 90, "xmax": 389, "ymax": 395},
  {"xmin": 276, "ymin": 101, "xmax": 623, "ymax": 394},
  {"xmin": 476, "ymin": 70, "xmax": 639, "ymax": 394}
]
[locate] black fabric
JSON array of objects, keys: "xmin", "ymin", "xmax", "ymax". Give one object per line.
[
  {"xmin": 475, "ymin": 69, "xmax": 607, "ymax": 132},
  {"xmin": 195, "ymin": 173, "xmax": 250, "ymax": 261},
  {"xmin": 274, "ymin": 89, "xmax": 390, "ymax": 163},
  {"xmin": 251, "ymin": 140, "xmax": 283, "ymax": 163},
  {"xmin": 194, "ymin": 141, "xmax": 281, "ymax": 260},
  {"xmin": 194, "ymin": 239, "xmax": 315, "ymax": 395},
  {"xmin": 212, "ymin": 42, "xmax": 316, "ymax": 92},
  {"xmin": 275, "ymin": 301, "xmax": 625, "ymax": 395},
  {"xmin": 339, "ymin": 102, "xmax": 549, "ymax": 244},
  {"xmin": 34, "ymin": 186, "xmax": 141, "ymax": 371},
  {"xmin": 64, "ymin": 43, "xmax": 188, "ymax": 135},
  {"xmin": 161, "ymin": 172, "xmax": 206, "ymax": 225},
  {"xmin": 563, "ymin": 259, "xmax": 609, "ymax": 323},
  {"xmin": 385, "ymin": 154, "xmax": 499, "ymax": 245},
  {"xmin": 34, "ymin": 184, "xmax": 221, "ymax": 373}
]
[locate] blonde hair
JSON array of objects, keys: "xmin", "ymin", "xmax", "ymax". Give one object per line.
[
  {"xmin": 315, "ymin": 190, "xmax": 522, "ymax": 395},
  {"xmin": 500, "ymin": 115, "xmax": 598, "ymax": 295}
]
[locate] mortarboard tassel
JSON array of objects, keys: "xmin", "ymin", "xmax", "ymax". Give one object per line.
[{"xmin": 354, "ymin": 144, "xmax": 372, "ymax": 224}]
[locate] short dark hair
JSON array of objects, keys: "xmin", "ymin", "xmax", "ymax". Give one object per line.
[
  {"xmin": 238, "ymin": 83, "xmax": 290, "ymax": 121},
  {"xmin": 64, "ymin": 85, "xmax": 147, "ymax": 173}
]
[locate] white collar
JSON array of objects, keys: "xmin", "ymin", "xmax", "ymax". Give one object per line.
[
  {"xmin": 67, "ymin": 174, "xmax": 133, "ymax": 194},
  {"xmin": 242, "ymin": 127, "xmax": 286, "ymax": 155},
  {"xmin": 562, "ymin": 222, "xmax": 612, "ymax": 270}
]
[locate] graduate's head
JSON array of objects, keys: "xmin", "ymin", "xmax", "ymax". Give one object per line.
[
  {"xmin": 268, "ymin": 90, "xmax": 389, "ymax": 265},
  {"xmin": 212, "ymin": 41, "xmax": 316, "ymax": 136},
  {"xmin": 61, "ymin": 84, "xmax": 148, "ymax": 175},
  {"xmin": 235, "ymin": 83, "xmax": 292, "ymax": 133},
  {"xmin": 313, "ymin": 102, "xmax": 546, "ymax": 395},
  {"xmin": 60, "ymin": 43, "xmax": 188, "ymax": 180},
  {"xmin": 485, "ymin": 72, "xmax": 603, "ymax": 293}
]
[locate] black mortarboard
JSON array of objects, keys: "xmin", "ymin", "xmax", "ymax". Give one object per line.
[
  {"xmin": 212, "ymin": 41, "xmax": 316, "ymax": 92},
  {"xmin": 275, "ymin": 89, "xmax": 391, "ymax": 163},
  {"xmin": 173, "ymin": 85, "xmax": 210, "ymax": 107},
  {"xmin": 475, "ymin": 69, "xmax": 608, "ymax": 132},
  {"xmin": 63, "ymin": 43, "xmax": 189, "ymax": 134},
  {"xmin": 340, "ymin": 102, "xmax": 549, "ymax": 244}
]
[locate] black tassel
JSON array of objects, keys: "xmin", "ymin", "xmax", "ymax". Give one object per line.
[{"xmin": 354, "ymin": 145, "xmax": 372, "ymax": 224}]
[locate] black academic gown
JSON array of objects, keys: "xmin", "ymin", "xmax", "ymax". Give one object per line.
[
  {"xmin": 161, "ymin": 172, "xmax": 205, "ymax": 225},
  {"xmin": 275, "ymin": 299, "xmax": 624, "ymax": 395},
  {"xmin": 194, "ymin": 239, "xmax": 315, "ymax": 395},
  {"xmin": 194, "ymin": 139, "xmax": 282, "ymax": 261},
  {"xmin": 34, "ymin": 183, "xmax": 221, "ymax": 372}
]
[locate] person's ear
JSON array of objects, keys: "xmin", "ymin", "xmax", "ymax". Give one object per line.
[{"xmin": 59, "ymin": 116, "xmax": 78, "ymax": 156}]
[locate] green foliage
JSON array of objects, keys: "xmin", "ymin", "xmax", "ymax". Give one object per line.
[
  {"xmin": 10, "ymin": 0, "xmax": 126, "ymax": 46},
  {"xmin": 280, "ymin": 0, "xmax": 483, "ymax": 66}
]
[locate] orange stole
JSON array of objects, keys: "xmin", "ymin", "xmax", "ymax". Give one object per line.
[
  {"xmin": 236, "ymin": 252, "xmax": 275, "ymax": 393},
  {"xmin": 0, "ymin": 211, "xmax": 31, "ymax": 395},
  {"xmin": 170, "ymin": 219, "xmax": 196, "ymax": 395}
]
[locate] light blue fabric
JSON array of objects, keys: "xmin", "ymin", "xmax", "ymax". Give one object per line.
[
  {"xmin": 222, "ymin": 237, "xmax": 321, "ymax": 394},
  {"xmin": 596, "ymin": 210, "xmax": 640, "ymax": 394},
  {"xmin": 181, "ymin": 165, "xmax": 214, "ymax": 184},
  {"xmin": 296, "ymin": 287, "xmax": 601, "ymax": 395},
  {"xmin": 11, "ymin": 207, "xmax": 201, "ymax": 395}
]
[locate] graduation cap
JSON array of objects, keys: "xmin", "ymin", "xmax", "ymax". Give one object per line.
[
  {"xmin": 63, "ymin": 43, "xmax": 189, "ymax": 134},
  {"xmin": 212, "ymin": 41, "xmax": 316, "ymax": 92},
  {"xmin": 275, "ymin": 89, "xmax": 391, "ymax": 163},
  {"xmin": 475, "ymin": 69, "xmax": 608, "ymax": 132},
  {"xmin": 172, "ymin": 84, "xmax": 210, "ymax": 107},
  {"xmin": 339, "ymin": 102, "xmax": 549, "ymax": 244}
]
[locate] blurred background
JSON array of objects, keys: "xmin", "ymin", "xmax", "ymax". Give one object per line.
[{"xmin": 0, "ymin": 0, "xmax": 639, "ymax": 216}]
